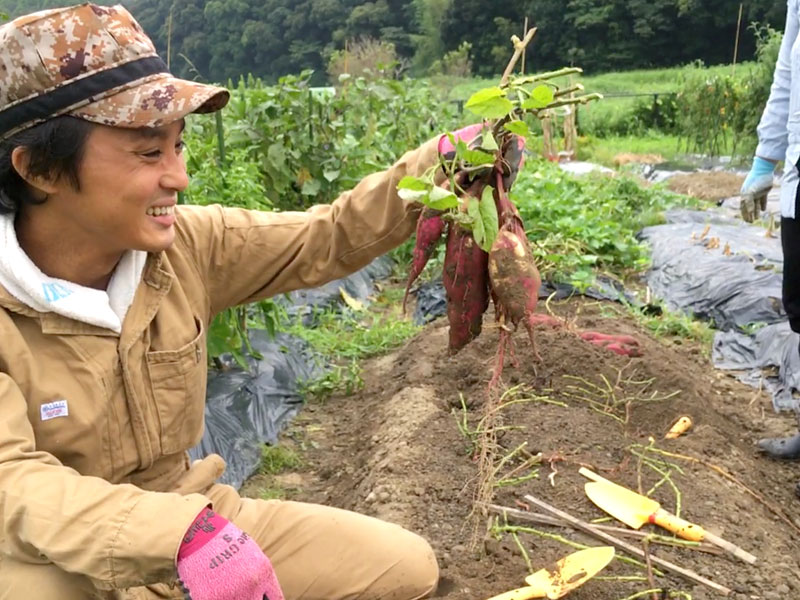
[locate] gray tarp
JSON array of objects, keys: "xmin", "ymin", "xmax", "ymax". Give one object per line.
[{"xmin": 639, "ymin": 208, "xmax": 799, "ymax": 412}]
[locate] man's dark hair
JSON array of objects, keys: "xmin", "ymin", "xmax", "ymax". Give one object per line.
[{"xmin": 0, "ymin": 116, "xmax": 94, "ymax": 214}]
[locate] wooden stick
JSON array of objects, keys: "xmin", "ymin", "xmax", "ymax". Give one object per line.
[
  {"xmin": 488, "ymin": 505, "xmax": 722, "ymax": 555},
  {"xmin": 642, "ymin": 538, "xmax": 659, "ymax": 600},
  {"xmin": 522, "ymin": 493, "xmax": 732, "ymax": 596},
  {"xmin": 634, "ymin": 447, "xmax": 800, "ymax": 537},
  {"xmin": 500, "ymin": 28, "xmax": 537, "ymax": 86}
]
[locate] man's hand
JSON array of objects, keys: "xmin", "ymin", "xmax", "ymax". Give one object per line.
[
  {"xmin": 177, "ymin": 508, "xmax": 284, "ymax": 600},
  {"xmin": 740, "ymin": 156, "xmax": 777, "ymax": 222}
]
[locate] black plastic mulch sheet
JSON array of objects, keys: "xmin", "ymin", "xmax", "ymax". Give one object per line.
[
  {"xmin": 191, "ymin": 257, "xmax": 393, "ymax": 489},
  {"xmin": 412, "ymin": 275, "xmax": 637, "ymax": 326},
  {"xmin": 639, "ymin": 209, "xmax": 799, "ymax": 412},
  {"xmin": 280, "ymin": 257, "xmax": 394, "ymax": 325},
  {"xmin": 190, "ymin": 331, "xmax": 323, "ymax": 489}
]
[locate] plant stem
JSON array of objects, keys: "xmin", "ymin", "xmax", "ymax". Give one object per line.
[{"xmin": 500, "ymin": 29, "xmax": 538, "ymax": 86}]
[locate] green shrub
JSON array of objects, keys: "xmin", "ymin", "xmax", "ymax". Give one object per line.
[
  {"xmin": 510, "ymin": 160, "xmax": 696, "ymax": 287},
  {"xmin": 675, "ymin": 25, "xmax": 781, "ymax": 157},
  {"xmin": 182, "ymin": 72, "xmax": 461, "ymax": 363}
]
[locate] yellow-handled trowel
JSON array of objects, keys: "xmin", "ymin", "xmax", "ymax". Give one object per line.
[
  {"xmin": 579, "ymin": 467, "xmax": 757, "ymax": 564},
  {"xmin": 486, "ymin": 546, "xmax": 615, "ymax": 600}
]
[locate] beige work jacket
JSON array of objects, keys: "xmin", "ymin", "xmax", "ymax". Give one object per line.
[{"xmin": 0, "ymin": 138, "xmax": 438, "ymax": 590}]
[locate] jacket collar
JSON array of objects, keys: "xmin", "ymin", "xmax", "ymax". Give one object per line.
[{"xmin": 0, "ymin": 252, "xmax": 173, "ymax": 338}]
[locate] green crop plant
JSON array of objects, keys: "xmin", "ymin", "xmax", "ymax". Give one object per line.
[{"xmin": 298, "ymin": 361, "xmax": 364, "ymax": 403}]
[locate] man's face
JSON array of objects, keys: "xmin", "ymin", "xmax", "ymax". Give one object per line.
[{"xmin": 47, "ymin": 119, "xmax": 188, "ymax": 254}]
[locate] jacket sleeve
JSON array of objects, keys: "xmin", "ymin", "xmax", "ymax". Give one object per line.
[
  {"xmin": 175, "ymin": 137, "xmax": 440, "ymax": 315},
  {"xmin": 0, "ymin": 372, "xmax": 210, "ymax": 590},
  {"xmin": 756, "ymin": 0, "xmax": 799, "ymax": 161}
]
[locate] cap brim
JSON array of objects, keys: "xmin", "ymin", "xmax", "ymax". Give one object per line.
[{"xmin": 69, "ymin": 73, "xmax": 229, "ymax": 129}]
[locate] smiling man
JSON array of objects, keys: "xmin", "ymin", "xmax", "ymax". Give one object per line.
[{"xmin": 0, "ymin": 4, "xmax": 444, "ymax": 600}]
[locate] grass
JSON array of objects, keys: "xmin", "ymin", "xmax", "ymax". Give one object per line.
[
  {"xmin": 575, "ymin": 133, "xmax": 684, "ymax": 166},
  {"xmin": 598, "ymin": 300, "xmax": 716, "ymax": 353},
  {"xmin": 285, "ymin": 288, "xmax": 422, "ymax": 401},
  {"xmin": 298, "ymin": 360, "xmax": 364, "ymax": 402},
  {"xmin": 245, "ymin": 443, "xmax": 304, "ymax": 501},
  {"xmin": 286, "ymin": 306, "xmax": 420, "ymax": 359},
  {"xmin": 260, "ymin": 444, "xmax": 302, "ymax": 475}
]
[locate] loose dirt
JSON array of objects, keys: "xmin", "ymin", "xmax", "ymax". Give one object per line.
[
  {"xmin": 243, "ymin": 297, "xmax": 800, "ymax": 600},
  {"xmin": 666, "ymin": 172, "xmax": 745, "ymax": 203}
]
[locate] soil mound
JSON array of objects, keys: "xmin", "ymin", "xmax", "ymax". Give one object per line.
[
  {"xmin": 246, "ymin": 298, "xmax": 800, "ymax": 600},
  {"xmin": 666, "ymin": 172, "xmax": 745, "ymax": 203}
]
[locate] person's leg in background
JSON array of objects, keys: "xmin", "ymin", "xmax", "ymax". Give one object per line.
[{"xmin": 757, "ymin": 172, "xmax": 800, "ymax": 493}]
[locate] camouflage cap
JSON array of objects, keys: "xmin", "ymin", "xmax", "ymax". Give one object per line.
[{"xmin": 0, "ymin": 3, "xmax": 229, "ymax": 140}]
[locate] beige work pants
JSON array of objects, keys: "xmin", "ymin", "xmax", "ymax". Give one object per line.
[{"xmin": 0, "ymin": 483, "xmax": 438, "ymax": 600}]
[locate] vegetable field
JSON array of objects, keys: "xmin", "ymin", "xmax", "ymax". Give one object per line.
[{"xmin": 185, "ymin": 55, "xmax": 799, "ymax": 600}]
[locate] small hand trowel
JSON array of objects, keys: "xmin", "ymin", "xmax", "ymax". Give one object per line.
[
  {"xmin": 486, "ymin": 546, "xmax": 615, "ymax": 600},
  {"xmin": 579, "ymin": 467, "xmax": 757, "ymax": 565}
]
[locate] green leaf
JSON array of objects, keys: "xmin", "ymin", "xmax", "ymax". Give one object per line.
[
  {"xmin": 467, "ymin": 196, "xmax": 484, "ymax": 249},
  {"xmin": 397, "ymin": 176, "xmax": 430, "ymax": 191},
  {"xmin": 426, "ymin": 186, "xmax": 459, "ymax": 211},
  {"xmin": 397, "ymin": 179, "xmax": 459, "ymax": 210},
  {"xmin": 522, "ymin": 85, "xmax": 555, "ymax": 110},
  {"xmin": 266, "ymin": 143, "xmax": 286, "ymax": 169},
  {"xmin": 301, "ymin": 178, "xmax": 321, "ymax": 196},
  {"xmin": 465, "ymin": 87, "xmax": 514, "ymax": 119},
  {"xmin": 504, "ymin": 121, "xmax": 531, "ymax": 138},
  {"xmin": 397, "ymin": 188, "xmax": 428, "ymax": 203},
  {"xmin": 533, "ymin": 85, "xmax": 555, "ymax": 104},
  {"xmin": 465, "ymin": 86, "xmax": 506, "ymax": 106},
  {"xmin": 323, "ymin": 169, "xmax": 340, "ymax": 182},
  {"xmin": 478, "ymin": 186, "xmax": 499, "ymax": 252},
  {"xmin": 480, "ymin": 129, "xmax": 499, "ymax": 151},
  {"xmin": 462, "ymin": 148, "xmax": 496, "ymax": 166}
]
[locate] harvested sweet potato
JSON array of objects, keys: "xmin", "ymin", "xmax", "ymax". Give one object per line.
[
  {"xmin": 443, "ymin": 223, "xmax": 490, "ymax": 354},
  {"xmin": 403, "ymin": 207, "xmax": 446, "ymax": 313},
  {"xmin": 487, "ymin": 227, "xmax": 542, "ymax": 385},
  {"xmin": 488, "ymin": 229, "xmax": 541, "ymax": 332}
]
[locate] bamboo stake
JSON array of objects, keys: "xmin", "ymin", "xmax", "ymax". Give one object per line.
[
  {"xmin": 487, "ymin": 504, "xmax": 722, "ymax": 555},
  {"xmin": 521, "ymin": 17, "xmax": 529, "ymax": 75},
  {"xmin": 732, "ymin": 3, "xmax": 744, "ymax": 77},
  {"xmin": 522, "ymin": 493, "xmax": 732, "ymax": 596},
  {"xmin": 166, "ymin": 8, "xmax": 173, "ymax": 70}
]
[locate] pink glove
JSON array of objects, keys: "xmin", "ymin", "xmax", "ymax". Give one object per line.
[
  {"xmin": 177, "ymin": 508, "xmax": 284, "ymax": 600},
  {"xmin": 438, "ymin": 123, "xmax": 526, "ymax": 189},
  {"xmin": 437, "ymin": 123, "xmax": 485, "ymax": 157}
]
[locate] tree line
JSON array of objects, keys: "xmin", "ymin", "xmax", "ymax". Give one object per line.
[{"xmin": 0, "ymin": 0, "xmax": 788, "ymax": 84}]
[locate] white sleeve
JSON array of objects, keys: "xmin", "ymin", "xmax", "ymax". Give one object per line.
[{"xmin": 756, "ymin": 0, "xmax": 799, "ymax": 161}]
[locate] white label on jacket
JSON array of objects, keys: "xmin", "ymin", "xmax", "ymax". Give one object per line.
[{"xmin": 40, "ymin": 399, "xmax": 69, "ymax": 421}]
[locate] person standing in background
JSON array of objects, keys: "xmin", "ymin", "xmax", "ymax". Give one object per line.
[{"xmin": 741, "ymin": 0, "xmax": 800, "ymax": 494}]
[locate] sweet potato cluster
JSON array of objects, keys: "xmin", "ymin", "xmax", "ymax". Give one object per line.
[{"xmin": 403, "ymin": 137, "xmax": 641, "ymax": 386}]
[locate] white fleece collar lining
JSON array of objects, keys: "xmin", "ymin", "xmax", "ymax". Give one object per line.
[{"xmin": 0, "ymin": 213, "xmax": 146, "ymax": 334}]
